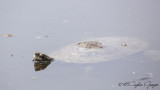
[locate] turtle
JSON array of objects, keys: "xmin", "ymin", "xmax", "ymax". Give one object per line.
[
  {"xmin": 49, "ymin": 37, "xmax": 148, "ymax": 63},
  {"xmin": 32, "ymin": 52, "xmax": 54, "ymax": 71},
  {"xmin": 78, "ymin": 41, "xmax": 102, "ymax": 49},
  {"xmin": 33, "ymin": 52, "xmax": 54, "ymax": 62}
]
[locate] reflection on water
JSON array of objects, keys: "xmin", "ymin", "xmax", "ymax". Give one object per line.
[
  {"xmin": 33, "ymin": 52, "xmax": 54, "ymax": 71},
  {"xmin": 0, "ymin": 0, "xmax": 160, "ymax": 90},
  {"xmin": 33, "ymin": 61, "xmax": 52, "ymax": 71}
]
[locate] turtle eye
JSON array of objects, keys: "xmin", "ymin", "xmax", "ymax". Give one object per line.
[
  {"xmin": 41, "ymin": 54, "xmax": 44, "ymax": 57},
  {"xmin": 35, "ymin": 53, "xmax": 39, "ymax": 56}
]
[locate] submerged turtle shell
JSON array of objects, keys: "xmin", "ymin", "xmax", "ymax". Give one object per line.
[
  {"xmin": 78, "ymin": 41, "xmax": 102, "ymax": 49},
  {"xmin": 50, "ymin": 37, "xmax": 148, "ymax": 63}
]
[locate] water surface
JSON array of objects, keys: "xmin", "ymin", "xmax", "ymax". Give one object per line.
[{"xmin": 0, "ymin": 0, "xmax": 160, "ymax": 90}]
